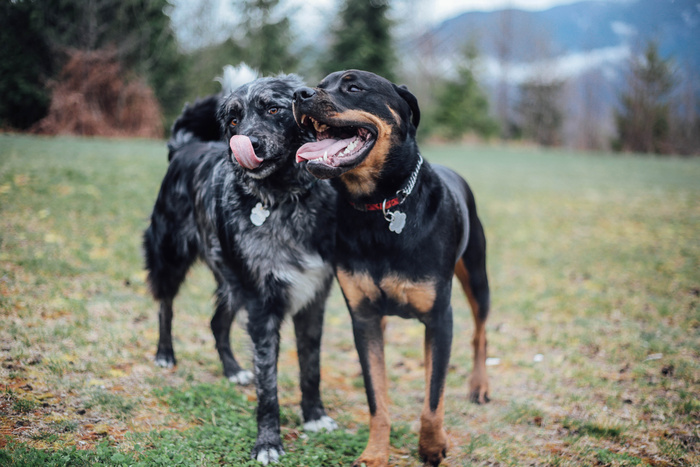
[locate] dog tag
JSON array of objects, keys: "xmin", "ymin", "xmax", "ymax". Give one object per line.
[
  {"xmin": 388, "ymin": 211, "xmax": 406, "ymax": 234},
  {"xmin": 250, "ymin": 202, "xmax": 270, "ymax": 226}
]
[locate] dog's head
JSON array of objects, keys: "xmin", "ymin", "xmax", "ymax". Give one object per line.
[
  {"xmin": 292, "ymin": 70, "xmax": 420, "ymax": 185},
  {"xmin": 218, "ymin": 74, "xmax": 311, "ymax": 180}
]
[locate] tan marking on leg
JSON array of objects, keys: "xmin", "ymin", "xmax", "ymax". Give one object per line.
[
  {"xmin": 419, "ymin": 330, "xmax": 448, "ymax": 465},
  {"xmin": 337, "ymin": 268, "xmax": 380, "ymax": 310},
  {"xmin": 354, "ymin": 338, "xmax": 391, "ymax": 467},
  {"xmin": 379, "ymin": 274, "xmax": 436, "ymax": 313},
  {"xmin": 455, "ymin": 258, "xmax": 489, "ymax": 404}
]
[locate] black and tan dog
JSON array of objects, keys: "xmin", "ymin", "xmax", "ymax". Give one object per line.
[{"xmin": 293, "ymin": 70, "xmax": 490, "ymax": 466}]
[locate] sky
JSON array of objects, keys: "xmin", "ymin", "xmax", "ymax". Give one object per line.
[
  {"xmin": 170, "ymin": 0, "xmax": 627, "ymax": 51},
  {"xmin": 426, "ymin": 0, "xmax": 589, "ymax": 23}
]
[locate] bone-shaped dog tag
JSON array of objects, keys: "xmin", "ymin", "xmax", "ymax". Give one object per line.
[
  {"xmin": 388, "ymin": 211, "xmax": 406, "ymax": 234},
  {"xmin": 250, "ymin": 202, "xmax": 270, "ymax": 226}
]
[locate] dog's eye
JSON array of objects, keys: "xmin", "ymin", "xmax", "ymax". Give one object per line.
[
  {"xmin": 230, "ymin": 118, "xmax": 238, "ymax": 127},
  {"xmin": 268, "ymin": 107, "xmax": 280, "ymax": 115},
  {"xmin": 348, "ymin": 85, "xmax": 362, "ymax": 93}
]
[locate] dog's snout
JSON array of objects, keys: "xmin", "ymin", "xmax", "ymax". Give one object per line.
[
  {"xmin": 293, "ymin": 87, "xmax": 316, "ymax": 103},
  {"xmin": 248, "ymin": 136, "xmax": 261, "ymax": 150}
]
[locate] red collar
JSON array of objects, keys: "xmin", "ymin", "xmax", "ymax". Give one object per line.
[
  {"xmin": 347, "ymin": 154, "xmax": 424, "ymax": 213},
  {"xmin": 349, "ymin": 197, "xmax": 401, "ymax": 212}
]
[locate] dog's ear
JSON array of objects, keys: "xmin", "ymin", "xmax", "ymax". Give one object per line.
[{"xmin": 393, "ymin": 84, "xmax": 420, "ymax": 129}]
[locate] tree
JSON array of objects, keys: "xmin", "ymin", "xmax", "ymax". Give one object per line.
[
  {"xmin": 516, "ymin": 78, "xmax": 565, "ymax": 147},
  {"xmin": 4, "ymin": 0, "xmax": 187, "ymax": 125},
  {"xmin": 322, "ymin": 0, "xmax": 397, "ymax": 81},
  {"xmin": 430, "ymin": 43, "xmax": 498, "ymax": 141},
  {"xmin": 495, "ymin": 8, "xmax": 513, "ymax": 140},
  {"xmin": 0, "ymin": 0, "xmax": 54, "ymax": 129},
  {"xmin": 614, "ymin": 40, "xmax": 675, "ymax": 154},
  {"xmin": 235, "ymin": 0, "xmax": 298, "ymax": 75}
]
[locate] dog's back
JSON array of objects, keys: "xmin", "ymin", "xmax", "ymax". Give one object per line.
[{"xmin": 145, "ymin": 95, "xmax": 225, "ymax": 304}]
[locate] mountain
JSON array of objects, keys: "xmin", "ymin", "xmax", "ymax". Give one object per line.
[{"xmin": 414, "ymin": 0, "xmax": 700, "ymax": 82}]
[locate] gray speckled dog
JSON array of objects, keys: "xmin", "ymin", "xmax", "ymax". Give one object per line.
[{"xmin": 143, "ymin": 73, "xmax": 338, "ymax": 464}]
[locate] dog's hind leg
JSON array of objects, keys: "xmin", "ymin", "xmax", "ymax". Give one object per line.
[
  {"xmin": 154, "ymin": 298, "xmax": 176, "ymax": 368},
  {"xmin": 211, "ymin": 283, "xmax": 252, "ymax": 384},
  {"xmin": 144, "ymin": 215, "xmax": 198, "ymax": 369},
  {"xmin": 455, "ymin": 212, "xmax": 491, "ymax": 404},
  {"xmin": 293, "ymin": 294, "xmax": 337, "ymax": 433}
]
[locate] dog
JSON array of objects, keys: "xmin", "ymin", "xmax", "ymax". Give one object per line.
[
  {"xmin": 143, "ymin": 73, "xmax": 338, "ymax": 464},
  {"xmin": 292, "ymin": 70, "xmax": 491, "ymax": 466}
]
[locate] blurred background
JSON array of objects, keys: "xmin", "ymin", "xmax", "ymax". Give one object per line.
[{"xmin": 1, "ymin": 0, "xmax": 698, "ymax": 154}]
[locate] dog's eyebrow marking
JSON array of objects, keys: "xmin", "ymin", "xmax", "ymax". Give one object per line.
[
  {"xmin": 388, "ymin": 107, "xmax": 402, "ymax": 126},
  {"xmin": 379, "ymin": 275, "xmax": 436, "ymax": 313},
  {"xmin": 337, "ymin": 268, "xmax": 380, "ymax": 310}
]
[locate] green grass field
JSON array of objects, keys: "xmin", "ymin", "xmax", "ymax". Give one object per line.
[{"xmin": 1, "ymin": 133, "xmax": 698, "ymax": 466}]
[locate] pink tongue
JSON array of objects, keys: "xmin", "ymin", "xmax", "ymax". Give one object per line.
[
  {"xmin": 296, "ymin": 137, "xmax": 356, "ymax": 162},
  {"xmin": 230, "ymin": 135, "xmax": 262, "ymax": 169}
]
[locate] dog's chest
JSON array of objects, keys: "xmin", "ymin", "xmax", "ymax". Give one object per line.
[{"xmin": 234, "ymin": 202, "xmax": 331, "ymax": 315}]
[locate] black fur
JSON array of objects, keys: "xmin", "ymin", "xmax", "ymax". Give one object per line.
[
  {"xmin": 293, "ymin": 70, "xmax": 491, "ymax": 466},
  {"xmin": 144, "ymin": 75, "xmax": 338, "ymax": 464}
]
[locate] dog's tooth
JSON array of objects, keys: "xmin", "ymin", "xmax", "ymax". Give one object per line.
[
  {"xmin": 301, "ymin": 115, "xmax": 307, "ymax": 125},
  {"xmin": 313, "ymin": 120, "xmax": 329, "ymax": 133}
]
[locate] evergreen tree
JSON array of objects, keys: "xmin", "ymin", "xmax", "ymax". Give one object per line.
[
  {"xmin": 236, "ymin": 0, "xmax": 298, "ymax": 75},
  {"xmin": 322, "ymin": 0, "xmax": 397, "ymax": 81},
  {"xmin": 615, "ymin": 40, "xmax": 675, "ymax": 154},
  {"xmin": 4, "ymin": 0, "xmax": 187, "ymax": 124},
  {"xmin": 517, "ymin": 79, "xmax": 565, "ymax": 146},
  {"xmin": 431, "ymin": 43, "xmax": 498, "ymax": 141},
  {"xmin": 0, "ymin": 0, "xmax": 53, "ymax": 129}
]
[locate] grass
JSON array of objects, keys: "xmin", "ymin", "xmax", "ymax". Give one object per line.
[{"xmin": 0, "ymin": 133, "xmax": 698, "ymax": 465}]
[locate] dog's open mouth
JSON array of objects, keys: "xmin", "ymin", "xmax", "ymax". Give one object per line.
[{"xmin": 295, "ymin": 115, "xmax": 376, "ymax": 171}]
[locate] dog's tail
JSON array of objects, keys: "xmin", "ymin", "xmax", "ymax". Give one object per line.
[{"xmin": 167, "ymin": 95, "xmax": 222, "ymax": 159}]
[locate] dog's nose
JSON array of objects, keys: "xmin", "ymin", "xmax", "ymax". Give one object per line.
[
  {"xmin": 293, "ymin": 87, "xmax": 316, "ymax": 103},
  {"xmin": 248, "ymin": 136, "xmax": 261, "ymax": 151}
]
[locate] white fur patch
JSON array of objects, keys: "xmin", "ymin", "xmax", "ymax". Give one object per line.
[
  {"xmin": 154, "ymin": 357, "xmax": 174, "ymax": 369},
  {"xmin": 274, "ymin": 253, "xmax": 331, "ymax": 316},
  {"xmin": 303, "ymin": 415, "xmax": 338, "ymax": 433},
  {"xmin": 256, "ymin": 447, "xmax": 282, "ymax": 465},
  {"xmin": 216, "ymin": 63, "xmax": 260, "ymax": 95},
  {"xmin": 228, "ymin": 369, "xmax": 254, "ymax": 385}
]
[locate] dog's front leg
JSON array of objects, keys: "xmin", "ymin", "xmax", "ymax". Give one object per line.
[
  {"xmin": 248, "ymin": 313, "xmax": 284, "ymax": 465},
  {"xmin": 352, "ymin": 313, "xmax": 391, "ymax": 467},
  {"xmin": 419, "ymin": 307, "xmax": 453, "ymax": 466}
]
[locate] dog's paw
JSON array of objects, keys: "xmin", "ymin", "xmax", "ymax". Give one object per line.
[
  {"xmin": 252, "ymin": 443, "xmax": 284, "ymax": 465},
  {"xmin": 420, "ymin": 446, "xmax": 448, "ymax": 466},
  {"xmin": 303, "ymin": 415, "xmax": 338, "ymax": 432},
  {"xmin": 228, "ymin": 369, "xmax": 254, "ymax": 385},
  {"xmin": 469, "ymin": 374, "xmax": 490, "ymax": 404},
  {"xmin": 154, "ymin": 352, "xmax": 176, "ymax": 369}
]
